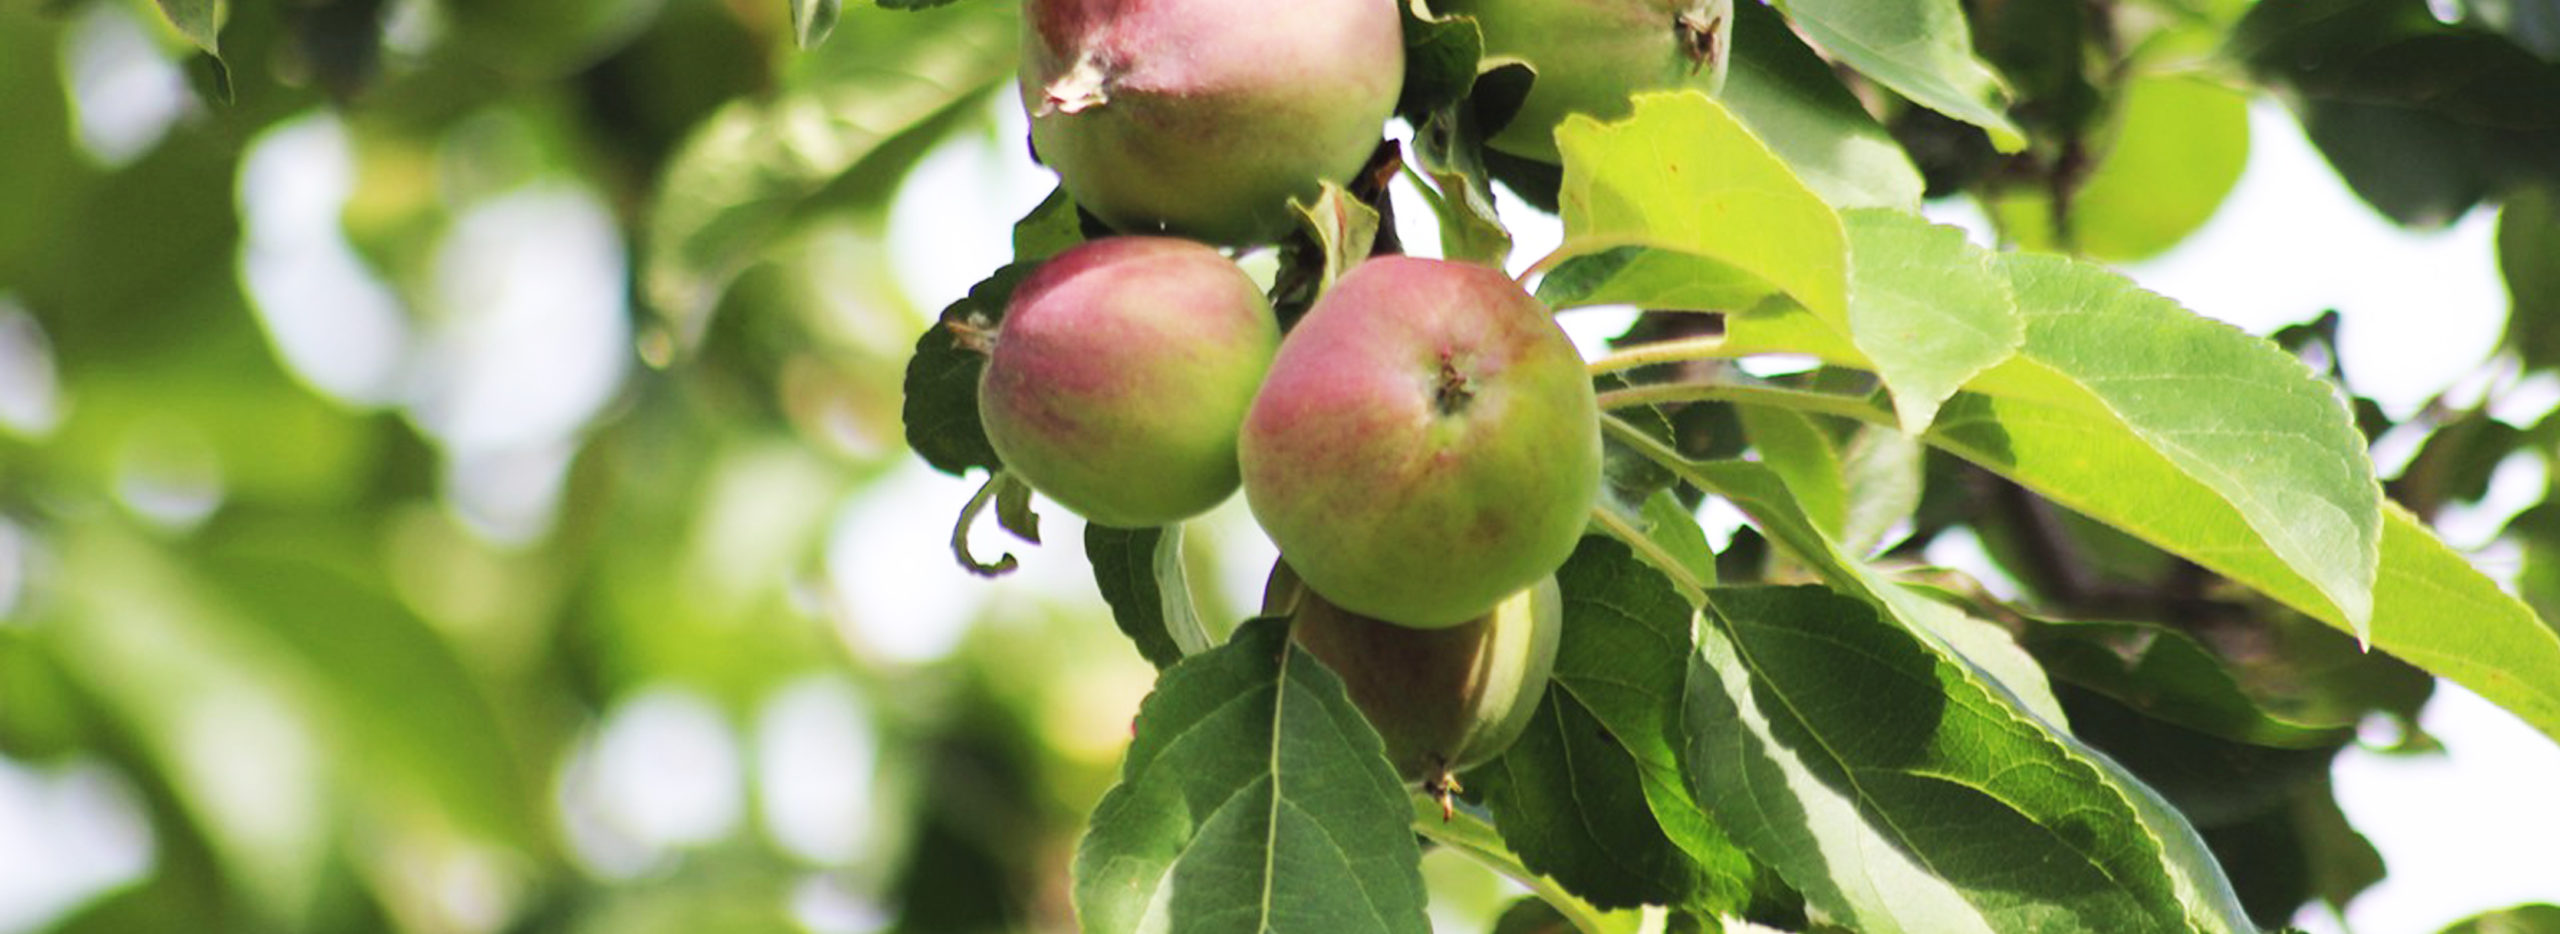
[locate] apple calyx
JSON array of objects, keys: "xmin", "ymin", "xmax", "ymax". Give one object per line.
[{"xmin": 1038, "ymin": 51, "xmax": 1114, "ymax": 117}]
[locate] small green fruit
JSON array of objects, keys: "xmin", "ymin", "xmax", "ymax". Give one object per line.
[
  {"xmin": 1020, "ymin": 0, "xmax": 1404, "ymax": 244},
  {"xmin": 977, "ymin": 237, "xmax": 1279, "ymax": 528},
  {"xmin": 1444, "ymin": 0, "xmax": 1732, "ymax": 162},
  {"xmin": 1239, "ymin": 256, "xmax": 1601, "ymax": 628},
  {"xmin": 1270, "ymin": 563, "xmax": 1562, "ymax": 791}
]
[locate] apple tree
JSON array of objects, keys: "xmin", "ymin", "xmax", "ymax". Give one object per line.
[{"xmin": 0, "ymin": 0, "xmax": 2556, "ymax": 932}]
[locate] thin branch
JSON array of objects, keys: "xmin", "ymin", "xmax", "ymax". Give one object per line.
[
  {"xmin": 1412, "ymin": 796, "xmax": 1630, "ymax": 934},
  {"xmin": 1586, "ymin": 334, "xmax": 1735, "ymax": 376},
  {"xmin": 1597, "ymin": 382, "xmax": 1896, "ymax": 428}
]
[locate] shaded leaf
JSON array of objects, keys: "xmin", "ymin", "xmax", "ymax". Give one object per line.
[
  {"xmin": 1687, "ymin": 585, "xmax": 2255, "ymax": 933},
  {"xmin": 1474, "ymin": 691, "xmax": 1721, "ymax": 911},
  {"xmin": 1073, "ymin": 618, "xmax": 1429, "ymax": 934},
  {"xmin": 901, "ymin": 262, "xmax": 1031, "ymax": 476},
  {"xmin": 1548, "ymin": 536, "xmax": 1763, "ymax": 914},
  {"xmin": 2231, "ymin": 0, "xmax": 2560, "ymax": 226},
  {"xmin": 1770, "ymin": 0, "xmax": 2025, "ymax": 150},
  {"xmin": 2500, "ymin": 187, "xmax": 2560, "ymax": 370},
  {"xmin": 1085, "ymin": 525, "xmax": 1204, "ymax": 670},
  {"xmin": 1012, "ymin": 186, "xmax": 1088, "ymax": 264}
]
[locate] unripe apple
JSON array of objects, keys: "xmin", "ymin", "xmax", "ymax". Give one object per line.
[
  {"xmin": 1020, "ymin": 0, "xmax": 1403, "ymax": 245},
  {"xmin": 1268, "ymin": 562, "xmax": 1562, "ymax": 789},
  {"xmin": 976, "ymin": 237, "xmax": 1279, "ymax": 528},
  {"xmin": 1239, "ymin": 256, "xmax": 1601, "ymax": 628},
  {"xmin": 1443, "ymin": 0, "xmax": 1732, "ymax": 162}
]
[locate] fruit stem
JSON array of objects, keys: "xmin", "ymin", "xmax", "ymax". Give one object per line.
[
  {"xmin": 1586, "ymin": 334, "xmax": 1734, "ymax": 375},
  {"xmin": 1589, "ymin": 505, "xmax": 1708, "ymax": 606},
  {"xmin": 951, "ymin": 471, "xmax": 1024, "ymax": 577},
  {"xmin": 1410, "ymin": 796, "xmax": 1628, "ymax": 934}
]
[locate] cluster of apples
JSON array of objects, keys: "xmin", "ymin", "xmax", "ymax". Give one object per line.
[{"xmin": 968, "ymin": 0, "xmax": 1729, "ymax": 790}]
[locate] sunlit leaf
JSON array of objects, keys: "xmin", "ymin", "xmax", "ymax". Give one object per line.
[
  {"xmin": 1722, "ymin": 0, "xmax": 1925, "ymax": 210},
  {"xmin": 1073, "ymin": 618, "xmax": 1430, "ymax": 934},
  {"xmin": 1551, "ymin": 92, "xmax": 1846, "ymax": 329},
  {"xmin": 1729, "ymin": 252, "xmax": 2381, "ymax": 633},
  {"xmin": 1841, "ymin": 208, "xmax": 2021, "ymax": 434}
]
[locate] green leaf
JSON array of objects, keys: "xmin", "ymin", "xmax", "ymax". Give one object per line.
[
  {"xmin": 1837, "ymin": 424, "xmax": 1924, "ymax": 556},
  {"xmin": 1012, "ymin": 186, "xmax": 1088, "ymax": 264},
  {"xmin": 1639, "ymin": 490, "xmax": 1718, "ymax": 587},
  {"xmin": 2440, "ymin": 904, "xmax": 2560, "ymax": 934},
  {"xmin": 1291, "ymin": 181, "xmax": 1385, "ymax": 296},
  {"xmin": 1985, "ymin": 76, "xmax": 2251, "ymax": 262},
  {"xmin": 1409, "ymin": 62, "xmax": 1521, "ymax": 268},
  {"xmin": 1551, "ymin": 92, "xmax": 1848, "ymax": 333},
  {"xmin": 2499, "ymin": 187, "xmax": 2560, "ymax": 370},
  {"xmin": 2230, "ymin": 0, "xmax": 2560, "ymax": 226},
  {"xmin": 1966, "ymin": 253, "xmax": 2380, "ymax": 628},
  {"xmin": 1769, "ymin": 0, "xmax": 2025, "ymax": 150},
  {"xmin": 1656, "ymin": 453, "xmax": 2069, "ymax": 727},
  {"xmin": 1073, "ymin": 617, "xmax": 1430, "ymax": 934},
  {"xmin": 1739, "ymin": 405, "xmax": 1848, "ymax": 537},
  {"xmin": 1473, "ymin": 691, "xmax": 1723, "ymax": 911},
  {"xmin": 1547, "ymin": 536, "xmax": 1763, "ymax": 914},
  {"xmin": 152, "ymin": 0, "xmax": 225, "ymax": 54},
  {"xmin": 645, "ymin": 3, "xmax": 1015, "ymax": 339},
  {"xmin": 1085, "ymin": 524, "xmax": 1210, "ymax": 670},
  {"xmin": 2023, "ymin": 618, "xmax": 2361, "ymax": 749},
  {"xmin": 1841, "ymin": 208, "xmax": 2022, "ymax": 433},
  {"xmin": 1687, "ymin": 585, "xmax": 2256, "ymax": 933},
  {"xmin": 790, "ymin": 0, "xmax": 840, "ymax": 47},
  {"xmin": 1728, "ymin": 252, "xmax": 2381, "ymax": 632},
  {"xmin": 150, "ymin": 0, "xmax": 230, "ymax": 102},
  {"xmin": 901, "ymin": 262, "xmax": 1030, "ymax": 476},
  {"xmin": 1721, "ymin": 0, "xmax": 1924, "ymax": 210},
  {"xmin": 1396, "ymin": 0, "xmax": 1486, "ymax": 120}
]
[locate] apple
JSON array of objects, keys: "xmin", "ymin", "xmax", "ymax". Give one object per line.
[
  {"xmin": 1020, "ymin": 0, "xmax": 1404, "ymax": 245},
  {"xmin": 976, "ymin": 236, "xmax": 1279, "ymax": 528},
  {"xmin": 1239, "ymin": 256, "xmax": 1601, "ymax": 628},
  {"xmin": 1268, "ymin": 562, "xmax": 1562, "ymax": 791},
  {"xmin": 1443, "ymin": 0, "xmax": 1732, "ymax": 162}
]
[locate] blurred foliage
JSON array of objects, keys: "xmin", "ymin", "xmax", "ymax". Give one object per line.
[{"xmin": 1, "ymin": 0, "xmax": 2558, "ymax": 932}]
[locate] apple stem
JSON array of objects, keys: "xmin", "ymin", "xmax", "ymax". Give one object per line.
[
  {"xmin": 1675, "ymin": 12, "xmax": 1722, "ymax": 75},
  {"xmin": 1434, "ymin": 355, "xmax": 1477, "ymax": 415},
  {"xmin": 951, "ymin": 471, "xmax": 1025, "ymax": 577}
]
